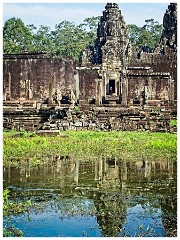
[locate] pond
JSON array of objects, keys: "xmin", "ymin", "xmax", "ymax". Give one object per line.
[{"xmin": 3, "ymin": 156, "xmax": 177, "ymax": 237}]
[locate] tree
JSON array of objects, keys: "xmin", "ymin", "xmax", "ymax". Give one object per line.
[
  {"xmin": 128, "ymin": 19, "xmax": 163, "ymax": 51},
  {"xmin": 3, "ymin": 16, "xmax": 163, "ymax": 60},
  {"xmin": 51, "ymin": 19, "xmax": 98, "ymax": 61},
  {"xmin": 128, "ymin": 24, "xmax": 141, "ymax": 46},
  {"xmin": 3, "ymin": 16, "xmax": 100, "ymax": 60},
  {"xmin": 33, "ymin": 25, "xmax": 53, "ymax": 53},
  {"xmin": 3, "ymin": 17, "xmax": 34, "ymax": 53},
  {"xmin": 143, "ymin": 19, "xmax": 163, "ymax": 48}
]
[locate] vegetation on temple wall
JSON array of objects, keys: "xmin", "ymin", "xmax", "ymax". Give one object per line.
[
  {"xmin": 3, "ymin": 131, "xmax": 177, "ymax": 166},
  {"xmin": 3, "ymin": 16, "xmax": 162, "ymax": 61},
  {"xmin": 170, "ymin": 119, "xmax": 177, "ymax": 127}
]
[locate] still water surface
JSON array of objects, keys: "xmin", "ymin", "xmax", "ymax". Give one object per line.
[{"xmin": 3, "ymin": 156, "xmax": 177, "ymax": 237}]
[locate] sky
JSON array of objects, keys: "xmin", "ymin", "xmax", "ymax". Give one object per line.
[{"xmin": 2, "ymin": 1, "xmax": 170, "ymax": 30}]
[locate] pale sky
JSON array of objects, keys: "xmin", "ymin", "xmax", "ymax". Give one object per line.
[{"xmin": 3, "ymin": 2, "xmax": 170, "ymax": 30}]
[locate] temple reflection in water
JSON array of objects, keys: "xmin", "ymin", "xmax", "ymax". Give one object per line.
[{"xmin": 4, "ymin": 156, "xmax": 177, "ymax": 237}]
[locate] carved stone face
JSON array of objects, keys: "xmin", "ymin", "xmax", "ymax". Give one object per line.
[{"xmin": 82, "ymin": 3, "xmax": 130, "ymax": 67}]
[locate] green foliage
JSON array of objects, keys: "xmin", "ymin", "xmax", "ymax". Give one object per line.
[
  {"xmin": 3, "ymin": 189, "xmax": 32, "ymax": 216},
  {"xmin": 74, "ymin": 106, "xmax": 80, "ymax": 112},
  {"xmin": 51, "ymin": 20, "xmax": 88, "ymax": 61},
  {"xmin": 3, "ymin": 16, "xmax": 99, "ymax": 61},
  {"xmin": 51, "ymin": 17, "xmax": 99, "ymax": 61},
  {"xmin": 3, "ymin": 131, "xmax": 177, "ymax": 165},
  {"xmin": 32, "ymin": 25, "xmax": 54, "ymax": 53},
  {"xmin": 128, "ymin": 19, "xmax": 163, "ymax": 50},
  {"xmin": 3, "ymin": 17, "xmax": 34, "ymax": 53},
  {"xmin": 3, "ymin": 189, "xmax": 10, "ymax": 203},
  {"xmin": 3, "ymin": 227, "xmax": 23, "ymax": 237},
  {"xmin": 170, "ymin": 119, "xmax": 177, "ymax": 127},
  {"xmin": 3, "ymin": 189, "xmax": 32, "ymax": 237},
  {"xmin": 4, "ymin": 16, "xmax": 162, "ymax": 60}
]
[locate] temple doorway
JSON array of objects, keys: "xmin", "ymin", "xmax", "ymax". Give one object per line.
[{"xmin": 109, "ymin": 79, "xmax": 115, "ymax": 95}]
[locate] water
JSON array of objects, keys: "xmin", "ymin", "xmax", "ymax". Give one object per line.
[{"xmin": 3, "ymin": 157, "xmax": 177, "ymax": 237}]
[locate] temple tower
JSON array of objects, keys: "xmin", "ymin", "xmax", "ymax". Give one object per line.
[
  {"xmin": 95, "ymin": 3, "xmax": 130, "ymax": 69},
  {"xmin": 84, "ymin": 3, "xmax": 131, "ymax": 105}
]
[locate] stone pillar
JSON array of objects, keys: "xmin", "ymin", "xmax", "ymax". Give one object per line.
[
  {"xmin": 26, "ymin": 80, "xmax": 33, "ymax": 100},
  {"xmin": 148, "ymin": 77, "xmax": 152, "ymax": 100},
  {"xmin": 117, "ymin": 78, "xmax": 120, "ymax": 96},
  {"xmin": 74, "ymin": 69, "xmax": 79, "ymax": 101},
  {"xmin": 48, "ymin": 72, "xmax": 55, "ymax": 104},
  {"xmin": 102, "ymin": 71, "xmax": 107, "ymax": 97},
  {"xmin": 48, "ymin": 80, "xmax": 53, "ymax": 104},
  {"xmin": 5, "ymin": 73, "xmax": 11, "ymax": 100},
  {"xmin": 121, "ymin": 70, "xmax": 128, "ymax": 106},
  {"xmin": 169, "ymin": 76, "xmax": 174, "ymax": 103},
  {"xmin": 95, "ymin": 78, "xmax": 102, "ymax": 105},
  {"xmin": 20, "ymin": 72, "xmax": 26, "ymax": 100}
]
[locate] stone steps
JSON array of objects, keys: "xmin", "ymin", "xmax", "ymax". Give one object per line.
[{"xmin": 3, "ymin": 105, "xmax": 173, "ymax": 132}]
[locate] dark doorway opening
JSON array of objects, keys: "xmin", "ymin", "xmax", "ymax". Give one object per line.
[{"xmin": 109, "ymin": 80, "xmax": 115, "ymax": 94}]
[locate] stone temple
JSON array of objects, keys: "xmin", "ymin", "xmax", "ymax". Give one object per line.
[{"xmin": 3, "ymin": 3, "xmax": 177, "ymax": 132}]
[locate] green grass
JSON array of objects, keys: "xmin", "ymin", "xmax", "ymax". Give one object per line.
[{"xmin": 3, "ymin": 130, "xmax": 177, "ymax": 166}]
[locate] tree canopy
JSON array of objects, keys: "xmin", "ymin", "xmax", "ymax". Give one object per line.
[
  {"xmin": 128, "ymin": 19, "xmax": 163, "ymax": 52},
  {"xmin": 3, "ymin": 16, "xmax": 162, "ymax": 60},
  {"xmin": 3, "ymin": 17, "xmax": 33, "ymax": 53}
]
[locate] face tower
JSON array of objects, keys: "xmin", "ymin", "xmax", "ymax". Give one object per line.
[
  {"xmin": 81, "ymin": 3, "xmax": 131, "ymax": 105},
  {"xmin": 94, "ymin": 3, "xmax": 130, "ymax": 70}
]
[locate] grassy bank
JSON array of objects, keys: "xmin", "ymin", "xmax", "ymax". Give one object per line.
[{"xmin": 3, "ymin": 130, "xmax": 177, "ymax": 166}]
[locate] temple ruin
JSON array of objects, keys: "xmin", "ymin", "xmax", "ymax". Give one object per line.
[{"xmin": 3, "ymin": 3, "xmax": 177, "ymax": 132}]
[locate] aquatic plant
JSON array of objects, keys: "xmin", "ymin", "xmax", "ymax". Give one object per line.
[
  {"xmin": 3, "ymin": 189, "xmax": 32, "ymax": 237},
  {"xmin": 3, "ymin": 131, "xmax": 177, "ymax": 167}
]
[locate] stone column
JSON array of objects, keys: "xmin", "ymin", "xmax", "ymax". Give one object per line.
[
  {"xmin": 5, "ymin": 73, "xmax": 11, "ymax": 100},
  {"xmin": 26, "ymin": 80, "xmax": 33, "ymax": 100},
  {"xmin": 48, "ymin": 80, "xmax": 53, "ymax": 104},
  {"xmin": 121, "ymin": 70, "xmax": 128, "ymax": 106},
  {"xmin": 148, "ymin": 77, "xmax": 152, "ymax": 100},
  {"xmin": 20, "ymin": 72, "xmax": 26, "ymax": 100},
  {"xmin": 74, "ymin": 69, "xmax": 79, "ymax": 101},
  {"xmin": 48, "ymin": 72, "xmax": 55, "ymax": 104},
  {"xmin": 168, "ymin": 76, "xmax": 174, "ymax": 104},
  {"xmin": 95, "ymin": 78, "xmax": 102, "ymax": 105},
  {"xmin": 102, "ymin": 71, "xmax": 107, "ymax": 97}
]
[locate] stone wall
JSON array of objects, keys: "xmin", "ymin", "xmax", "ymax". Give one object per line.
[
  {"xmin": 129, "ymin": 51, "xmax": 177, "ymax": 100},
  {"xmin": 3, "ymin": 53, "xmax": 76, "ymax": 103},
  {"xmin": 78, "ymin": 68, "xmax": 99, "ymax": 104},
  {"xmin": 3, "ymin": 103, "xmax": 176, "ymax": 133},
  {"xmin": 127, "ymin": 68, "xmax": 173, "ymax": 104},
  {"xmin": 129, "ymin": 3, "xmax": 177, "ymax": 100},
  {"xmin": 3, "ymin": 2, "xmax": 177, "ymax": 113}
]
